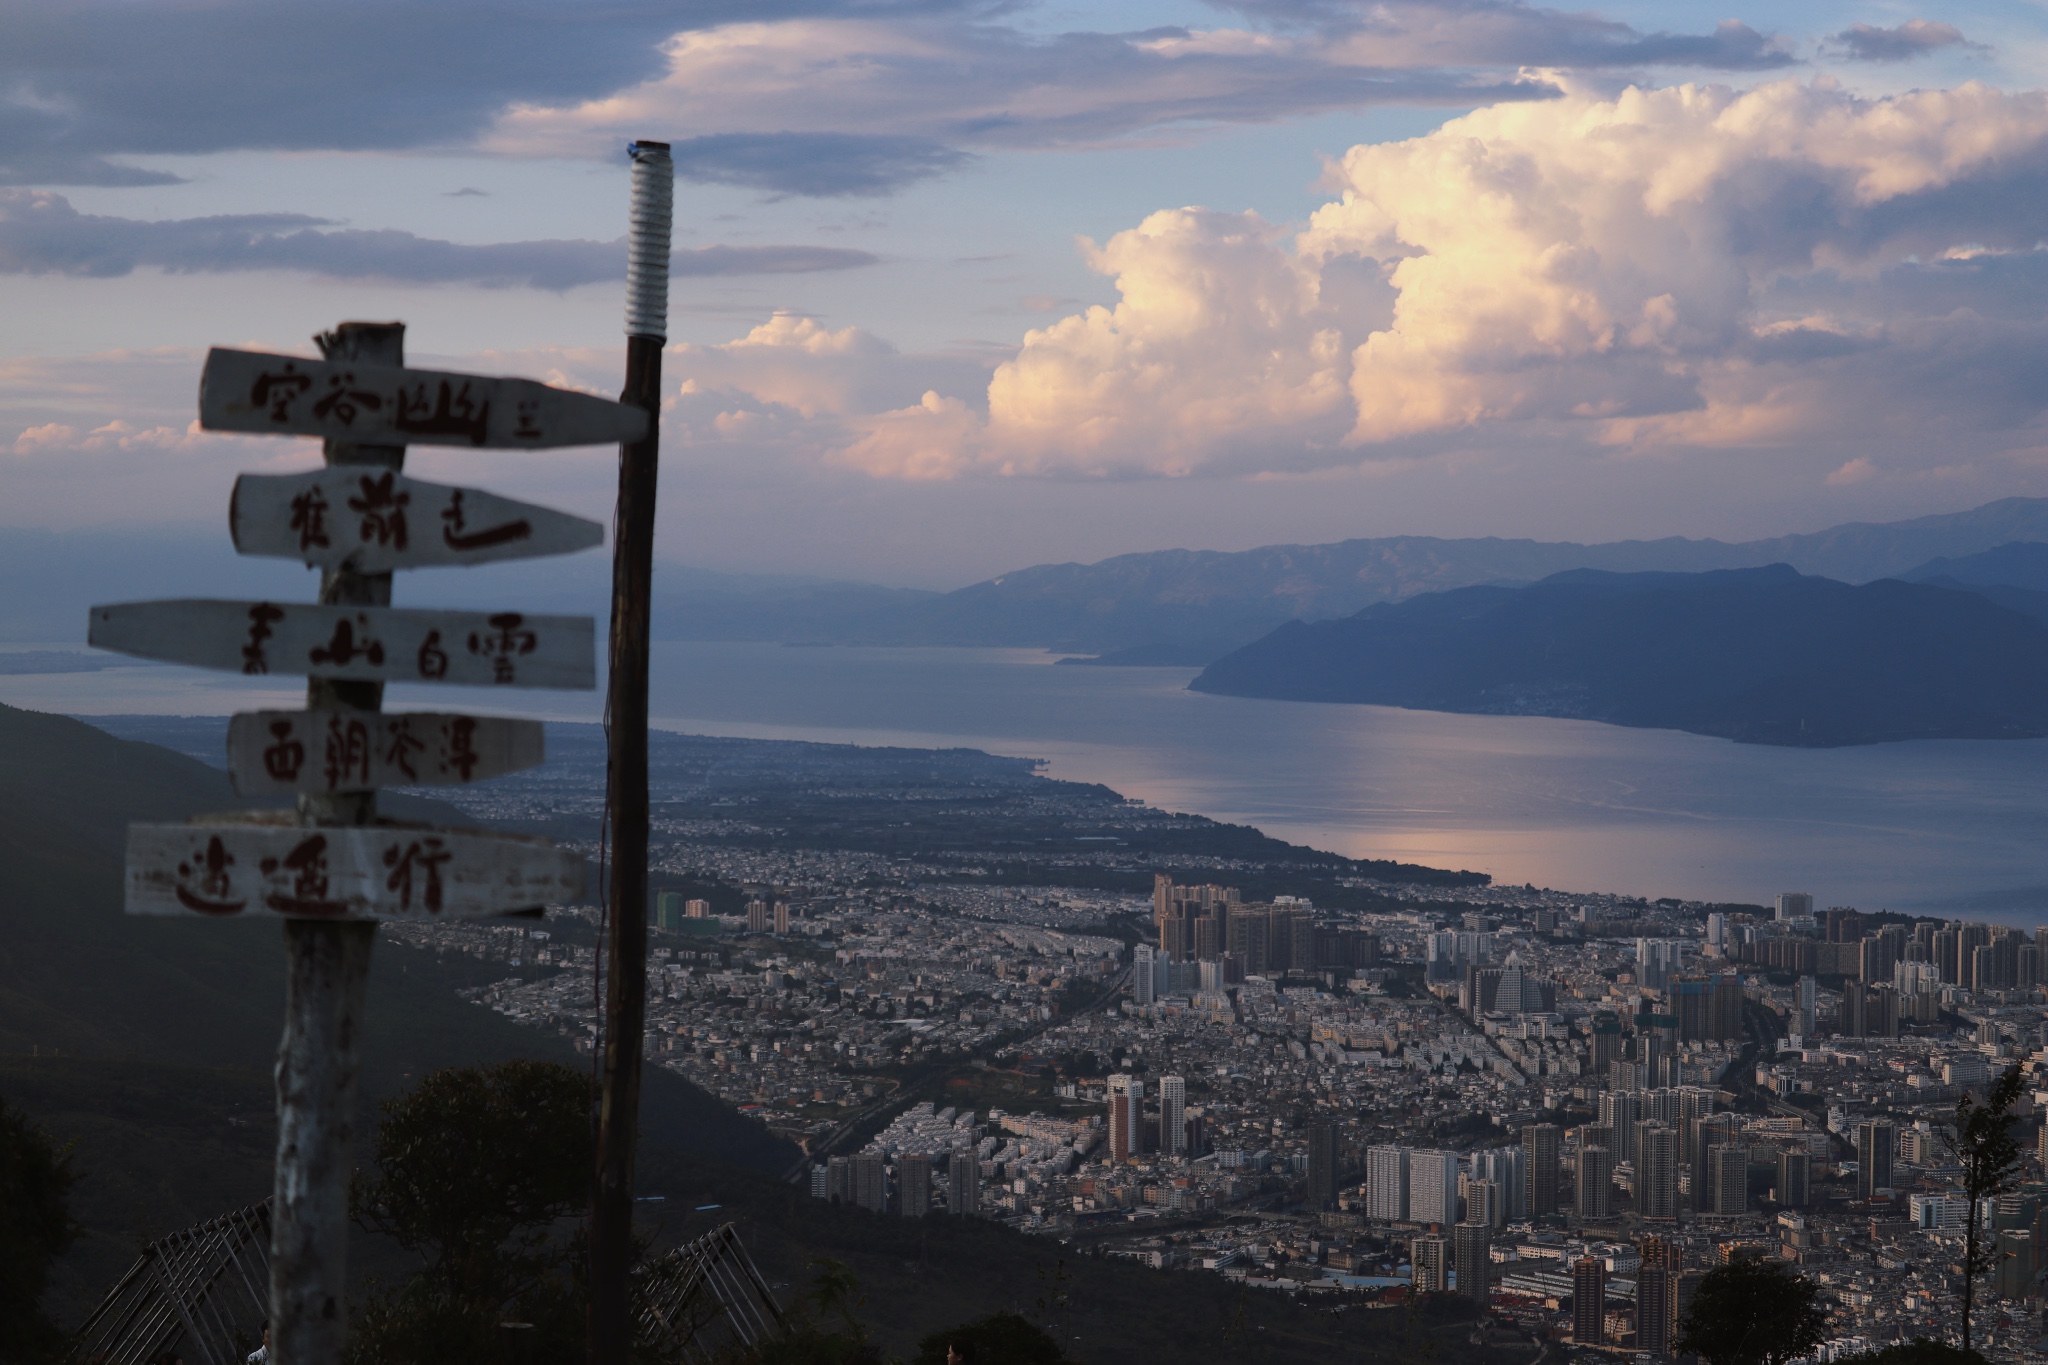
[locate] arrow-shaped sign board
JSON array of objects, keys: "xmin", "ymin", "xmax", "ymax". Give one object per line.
[
  {"xmin": 128, "ymin": 821, "xmax": 583, "ymax": 919},
  {"xmin": 227, "ymin": 710, "xmax": 545, "ymax": 796},
  {"xmin": 89, "ymin": 600, "xmax": 595, "ymax": 689},
  {"xmin": 232, "ymin": 470, "xmax": 603, "ymax": 573},
  {"xmin": 199, "ymin": 347, "xmax": 649, "ymax": 449}
]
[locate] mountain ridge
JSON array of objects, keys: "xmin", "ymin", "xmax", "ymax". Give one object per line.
[{"xmin": 1187, "ymin": 565, "xmax": 2048, "ymax": 747}]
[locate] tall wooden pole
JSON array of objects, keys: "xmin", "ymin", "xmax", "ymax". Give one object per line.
[
  {"xmin": 589, "ymin": 140, "xmax": 671, "ymax": 1363},
  {"xmin": 270, "ymin": 320, "xmax": 403, "ymax": 1365}
]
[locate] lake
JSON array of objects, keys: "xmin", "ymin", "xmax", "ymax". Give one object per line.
[{"xmin": 8, "ymin": 640, "xmax": 2048, "ymax": 918}]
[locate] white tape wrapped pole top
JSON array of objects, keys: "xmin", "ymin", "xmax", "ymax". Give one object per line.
[{"xmin": 625, "ymin": 141, "xmax": 674, "ymax": 341}]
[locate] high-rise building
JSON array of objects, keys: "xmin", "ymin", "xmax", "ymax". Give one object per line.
[
  {"xmin": 1524, "ymin": 1124, "xmax": 1561, "ymax": 1217},
  {"xmin": 1707, "ymin": 1144, "xmax": 1748, "ymax": 1216},
  {"xmin": 1599, "ymin": 1091, "xmax": 1641, "ymax": 1164},
  {"xmin": 809, "ymin": 1163, "xmax": 830, "ymax": 1200},
  {"xmin": 1475, "ymin": 1147, "xmax": 1526, "ymax": 1223},
  {"xmin": 1777, "ymin": 1149, "xmax": 1811, "ymax": 1208},
  {"xmin": 1462, "ymin": 1177, "xmax": 1500, "ymax": 1230},
  {"xmin": 746, "ymin": 899, "xmax": 770, "ymax": 934},
  {"xmin": 1997, "ymin": 1229, "xmax": 2036, "ymax": 1301},
  {"xmin": 1454, "ymin": 1221, "xmax": 1492, "ymax": 1308},
  {"xmin": 1132, "ymin": 944, "xmax": 1158, "ymax": 1005},
  {"xmin": 656, "ymin": 891, "xmax": 683, "ymax": 931},
  {"xmin": 948, "ymin": 1147, "xmax": 979, "ymax": 1217},
  {"xmin": 1572, "ymin": 1257, "xmax": 1608, "ymax": 1344},
  {"xmin": 1410, "ymin": 1149, "xmax": 1459, "ymax": 1226},
  {"xmin": 1107, "ymin": 1074, "xmax": 1140, "ymax": 1163},
  {"xmin": 897, "ymin": 1153, "xmax": 932, "ymax": 1217},
  {"xmin": 1160, "ymin": 1075, "xmax": 1188, "ymax": 1157},
  {"xmin": 826, "ymin": 1156, "xmax": 851, "ymax": 1203},
  {"xmin": 1576, "ymin": 1145, "xmax": 1613, "ymax": 1221},
  {"xmin": 1777, "ymin": 893, "xmax": 1814, "ymax": 921},
  {"xmin": 774, "ymin": 901, "xmax": 791, "ymax": 935},
  {"xmin": 1857, "ymin": 1120, "xmax": 1895, "ymax": 1199},
  {"xmin": 685, "ymin": 897, "xmax": 710, "ymax": 919},
  {"xmin": 1306, "ymin": 1120, "xmax": 1337, "ymax": 1209},
  {"xmin": 1638, "ymin": 1123, "xmax": 1680, "ymax": 1220},
  {"xmin": 1796, "ymin": 975, "xmax": 1817, "ymax": 1039},
  {"xmin": 850, "ymin": 1152, "xmax": 888, "ymax": 1213},
  {"xmin": 1673, "ymin": 1269, "xmax": 1705, "ymax": 1346},
  {"xmin": 1368, "ymin": 1145, "xmax": 1410, "ymax": 1222},
  {"xmin": 1636, "ymin": 1236, "xmax": 1680, "ymax": 1354},
  {"xmin": 1412, "ymin": 1234, "xmax": 1452, "ymax": 1293},
  {"xmin": 1590, "ymin": 1014, "xmax": 1624, "ymax": 1077},
  {"xmin": 1687, "ymin": 1113, "xmax": 1739, "ymax": 1186}
]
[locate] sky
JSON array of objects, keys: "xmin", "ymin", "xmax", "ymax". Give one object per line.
[{"xmin": 4, "ymin": 0, "xmax": 2048, "ymax": 589}]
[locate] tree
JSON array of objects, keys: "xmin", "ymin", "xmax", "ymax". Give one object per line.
[
  {"xmin": 347, "ymin": 1060, "xmax": 591, "ymax": 1365},
  {"xmin": 728, "ymin": 1260, "xmax": 884, "ymax": 1365},
  {"xmin": 1673, "ymin": 1257, "xmax": 1828, "ymax": 1365},
  {"xmin": 913, "ymin": 1312, "xmax": 1065, "ymax": 1365},
  {"xmin": 1944, "ymin": 1062, "xmax": 2028, "ymax": 1356},
  {"xmin": 0, "ymin": 1097, "xmax": 79, "ymax": 1365}
]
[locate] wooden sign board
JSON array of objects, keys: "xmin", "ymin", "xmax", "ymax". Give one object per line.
[
  {"xmin": 199, "ymin": 347, "xmax": 649, "ymax": 449},
  {"xmin": 232, "ymin": 470, "xmax": 602, "ymax": 573},
  {"xmin": 127, "ymin": 821, "xmax": 584, "ymax": 920},
  {"xmin": 227, "ymin": 710, "xmax": 544, "ymax": 796},
  {"xmin": 89, "ymin": 599, "xmax": 595, "ymax": 690}
]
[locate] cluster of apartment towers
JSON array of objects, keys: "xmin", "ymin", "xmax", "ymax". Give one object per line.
[
  {"xmin": 1736, "ymin": 897, "xmax": 2048, "ymax": 1038},
  {"xmin": 1135, "ymin": 876, "xmax": 1380, "ymax": 1002},
  {"xmin": 652, "ymin": 892, "xmax": 789, "ymax": 936}
]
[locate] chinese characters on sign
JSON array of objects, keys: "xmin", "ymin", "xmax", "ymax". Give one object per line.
[
  {"xmin": 231, "ymin": 470, "xmax": 598, "ymax": 572},
  {"xmin": 130, "ymin": 823, "xmax": 584, "ymax": 920},
  {"xmin": 226, "ymin": 711, "xmax": 544, "ymax": 796}
]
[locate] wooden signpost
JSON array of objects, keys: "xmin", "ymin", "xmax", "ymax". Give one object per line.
[
  {"xmin": 200, "ymin": 347, "xmax": 649, "ymax": 449},
  {"xmin": 225, "ymin": 710, "xmax": 544, "ymax": 796},
  {"xmin": 232, "ymin": 469, "xmax": 603, "ymax": 572},
  {"xmin": 91, "ymin": 314, "xmax": 643, "ymax": 1365},
  {"xmin": 90, "ymin": 600, "xmax": 595, "ymax": 689}
]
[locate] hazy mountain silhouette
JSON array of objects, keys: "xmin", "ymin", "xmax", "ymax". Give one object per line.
[{"xmin": 1189, "ymin": 566, "xmax": 2048, "ymax": 747}]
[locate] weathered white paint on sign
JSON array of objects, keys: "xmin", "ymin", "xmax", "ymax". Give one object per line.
[
  {"xmin": 127, "ymin": 821, "xmax": 584, "ymax": 919},
  {"xmin": 88, "ymin": 599, "xmax": 595, "ymax": 689},
  {"xmin": 231, "ymin": 470, "xmax": 602, "ymax": 573},
  {"xmin": 227, "ymin": 710, "xmax": 544, "ymax": 796},
  {"xmin": 199, "ymin": 347, "xmax": 649, "ymax": 449}
]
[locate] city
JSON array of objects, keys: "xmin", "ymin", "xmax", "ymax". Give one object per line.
[{"xmin": 389, "ymin": 779, "xmax": 2048, "ymax": 1363}]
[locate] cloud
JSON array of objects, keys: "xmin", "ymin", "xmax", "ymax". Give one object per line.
[
  {"xmin": 1, "ymin": 0, "xmax": 1800, "ymax": 181},
  {"xmin": 1219, "ymin": 2, "xmax": 1794, "ymax": 71},
  {"xmin": 488, "ymin": 17, "xmax": 1563, "ymax": 156},
  {"xmin": 737, "ymin": 79, "xmax": 2048, "ymax": 479},
  {"xmin": 1830, "ymin": 20, "xmax": 1976, "ymax": 63},
  {"xmin": 0, "ymin": 0, "xmax": 971, "ymax": 182},
  {"xmin": 672, "ymin": 132, "xmax": 973, "ymax": 196},
  {"xmin": 0, "ymin": 190, "xmax": 876, "ymax": 287}
]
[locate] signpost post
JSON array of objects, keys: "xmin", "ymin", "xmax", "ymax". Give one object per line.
[
  {"xmin": 590, "ymin": 138, "xmax": 672, "ymax": 1365},
  {"xmin": 92, "ymin": 317, "xmax": 646, "ymax": 1363}
]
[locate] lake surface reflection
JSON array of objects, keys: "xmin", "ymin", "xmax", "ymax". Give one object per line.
[{"xmin": 14, "ymin": 640, "xmax": 2048, "ymax": 917}]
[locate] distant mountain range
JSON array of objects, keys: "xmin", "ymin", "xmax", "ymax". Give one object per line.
[
  {"xmin": 21, "ymin": 495, "xmax": 2048, "ymax": 659},
  {"xmin": 673, "ymin": 493, "xmax": 2048, "ymax": 656},
  {"xmin": 1189, "ymin": 565, "xmax": 2048, "ymax": 747}
]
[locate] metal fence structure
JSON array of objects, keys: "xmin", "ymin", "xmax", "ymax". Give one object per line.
[
  {"xmin": 637, "ymin": 1221, "xmax": 789, "ymax": 1363},
  {"xmin": 70, "ymin": 1201, "xmax": 271, "ymax": 1365},
  {"xmin": 72, "ymin": 1204, "xmax": 786, "ymax": 1365}
]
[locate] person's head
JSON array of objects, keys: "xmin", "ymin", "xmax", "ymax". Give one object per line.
[{"xmin": 261, "ymin": 1321, "xmax": 271, "ymax": 1347}]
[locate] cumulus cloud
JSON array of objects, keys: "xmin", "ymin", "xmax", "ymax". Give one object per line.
[
  {"xmin": 1831, "ymin": 20, "xmax": 1976, "ymax": 63},
  {"xmin": 0, "ymin": 190, "xmax": 876, "ymax": 287},
  {"xmin": 726, "ymin": 79, "xmax": 2048, "ymax": 479}
]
